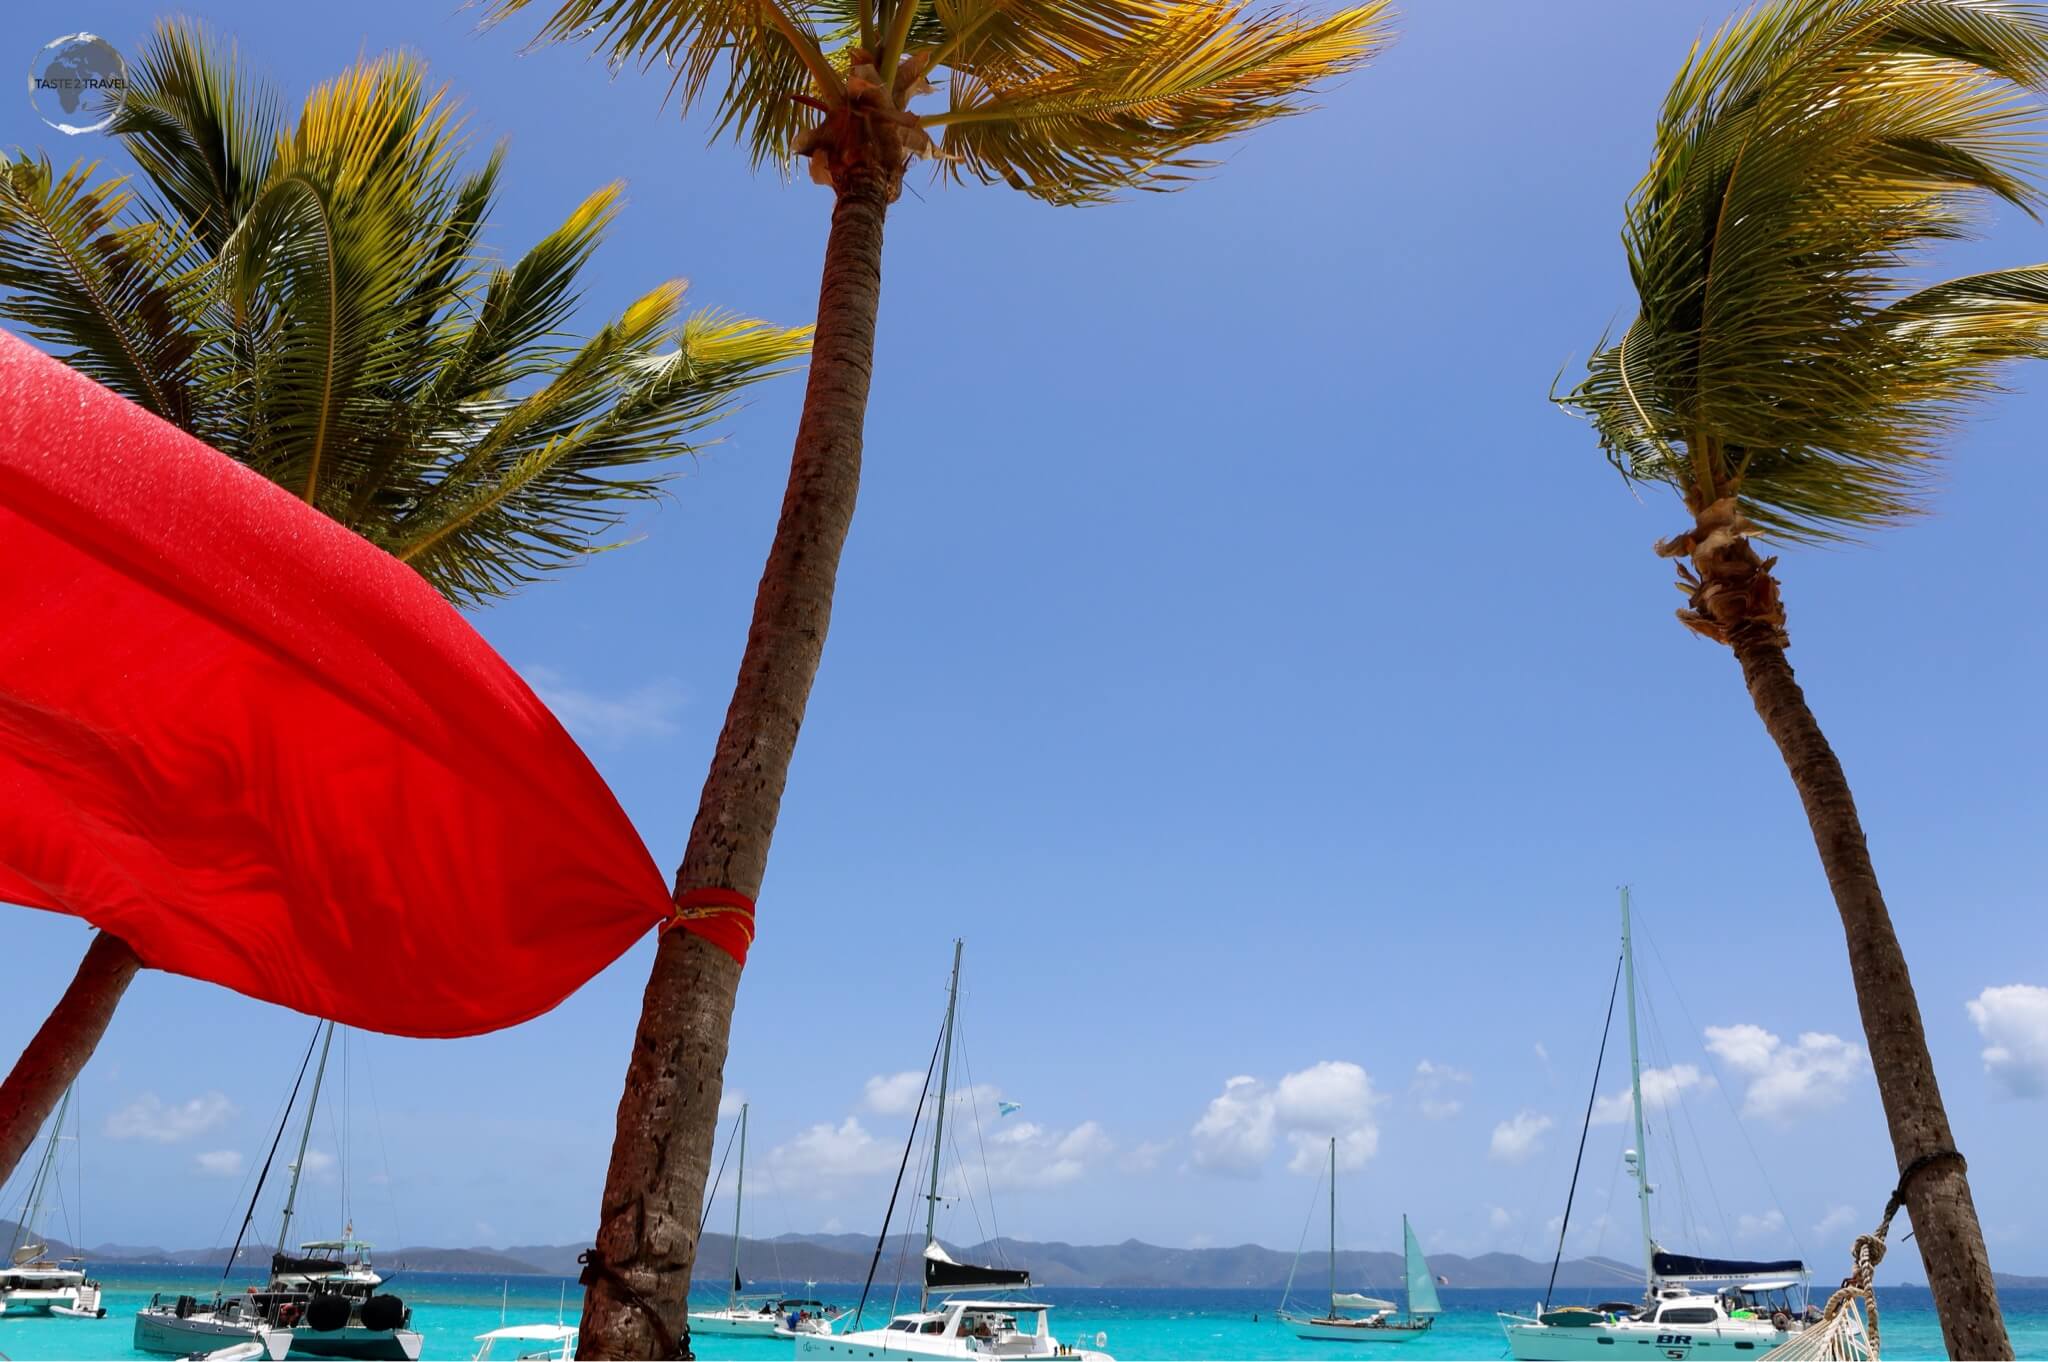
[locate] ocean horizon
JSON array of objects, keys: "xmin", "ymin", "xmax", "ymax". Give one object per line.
[{"xmin": 3, "ymin": 1266, "xmax": 2045, "ymax": 1360}]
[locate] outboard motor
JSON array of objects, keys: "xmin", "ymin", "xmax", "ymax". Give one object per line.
[
  {"xmin": 360, "ymin": 1294, "xmax": 407, "ymax": 1332},
  {"xmin": 305, "ymin": 1293, "xmax": 353, "ymax": 1332}
]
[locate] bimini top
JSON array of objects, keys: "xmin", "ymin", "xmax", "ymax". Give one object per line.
[
  {"xmin": 1653, "ymin": 1251, "xmax": 1806, "ymax": 1282},
  {"xmin": 474, "ymin": 1326, "xmax": 578, "ymax": 1342},
  {"xmin": 1731, "ymin": 1280, "xmax": 1801, "ymax": 1293}
]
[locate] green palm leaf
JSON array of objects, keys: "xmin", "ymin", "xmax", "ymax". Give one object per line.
[
  {"xmin": 0, "ymin": 20, "xmax": 807, "ymax": 609},
  {"xmin": 1563, "ymin": 0, "xmax": 2048, "ymax": 542}
]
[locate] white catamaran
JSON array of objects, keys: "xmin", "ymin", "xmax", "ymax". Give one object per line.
[
  {"xmin": 1, "ymin": 1085, "xmax": 104, "ymax": 1319},
  {"xmin": 1498, "ymin": 889, "xmax": 1866, "ymax": 1361},
  {"xmin": 687, "ymin": 1103, "xmax": 837, "ymax": 1339},
  {"xmin": 133, "ymin": 1022, "xmax": 423, "ymax": 1362},
  {"xmin": 1277, "ymin": 1136, "xmax": 1438, "ymax": 1342},
  {"xmin": 796, "ymin": 941, "xmax": 1112, "ymax": 1362}
]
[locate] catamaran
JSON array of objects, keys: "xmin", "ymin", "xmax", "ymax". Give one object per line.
[
  {"xmin": 795, "ymin": 942, "xmax": 1112, "ymax": 1362},
  {"xmin": 134, "ymin": 1022, "xmax": 423, "ymax": 1361},
  {"xmin": 0, "ymin": 1085, "xmax": 104, "ymax": 1319},
  {"xmin": 1276, "ymin": 1137, "xmax": 1438, "ymax": 1342},
  {"xmin": 1497, "ymin": 889, "xmax": 1864, "ymax": 1361},
  {"xmin": 687, "ymin": 1103, "xmax": 837, "ymax": 1338}
]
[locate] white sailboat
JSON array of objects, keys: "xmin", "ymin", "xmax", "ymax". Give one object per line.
[
  {"xmin": 1276, "ymin": 1137, "xmax": 1437, "ymax": 1342},
  {"xmin": 687, "ymin": 1103, "xmax": 837, "ymax": 1338},
  {"xmin": 1498, "ymin": 889, "xmax": 1866, "ymax": 1361},
  {"xmin": 0, "ymin": 1085, "xmax": 104, "ymax": 1319},
  {"xmin": 795, "ymin": 941, "xmax": 1112, "ymax": 1362},
  {"xmin": 134, "ymin": 1022, "xmax": 423, "ymax": 1362}
]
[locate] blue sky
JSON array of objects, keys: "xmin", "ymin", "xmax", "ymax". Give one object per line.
[{"xmin": 4, "ymin": 0, "xmax": 2046, "ymax": 1287}]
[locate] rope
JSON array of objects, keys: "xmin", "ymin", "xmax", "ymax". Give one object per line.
[
  {"xmin": 663, "ymin": 887, "xmax": 756, "ymax": 966},
  {"xmin": 577, "ymin": 1247, "xmax": 691, "ymax": 1360},
  {"xmin": 1760, "ymin": 1148, "xmax": 1963, "ymax": 1361}
]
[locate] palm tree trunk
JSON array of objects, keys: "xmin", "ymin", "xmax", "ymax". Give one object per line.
[
  {"xmin": 575, "ymin": 167, "xmax": 891, "ymax": 1361},
  {"xmin": 0, "ymin": 931, "xmax": 142, "ymax": 1184},
  {"xmin": 1730, "ymin": 635, "xmax": 2010, "ymax": 1360}
]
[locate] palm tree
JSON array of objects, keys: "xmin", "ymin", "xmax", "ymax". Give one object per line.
[
  {"xmin": 487, "ymin": 0, "xmax": 1391, "ymax": 1351},
  {"xmin": 0, "ymin": 22, "xmax": 808, "ymax": 1190},
  {"xmin": 1561, "ymin": 2, "xmax": 2048, "ymax": 1355}
]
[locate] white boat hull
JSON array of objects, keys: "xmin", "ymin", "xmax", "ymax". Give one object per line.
[
  {"xmin": 1503, "ymin": 1316, "xmax": 1826, "ymax": 1361},
  {"xmin": 688, "ymin": 1308, "xmax": 787, "ymax": 1337},
  {"xmin": 795, "ymin": 1332, "xmax": 1109, "ymax": 1361},
  {"xmin": 1, "ymin": 1273, "xmax": 103, "ymax": 1317},
  {"xmin": 136, "ymin": 1309, "xmax": 423, "ymax": 1362},
  {"xmin": 1284, "ymin": 1313, "xmax": 1432, "ymax": 1344}
]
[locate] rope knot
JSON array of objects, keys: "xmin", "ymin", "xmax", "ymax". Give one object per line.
[{"xmin": 664, "ymin": 886, "xmax": 756, "ymax": 967}]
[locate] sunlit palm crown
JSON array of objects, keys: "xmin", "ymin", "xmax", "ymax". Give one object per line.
[
  {"xmin": 0, "ymin": 22, "xmax": 810, "ymax": 606},
  {"xmin": 490, "ymin": 0, "xmax": 1392, "ymax": 204},
  {"xmin": 1564, "ymin": 0, "xmax": 2048, "ymax": 542}
]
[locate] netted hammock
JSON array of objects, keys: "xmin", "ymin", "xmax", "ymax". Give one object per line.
[{"xmin": 1760, "ymin": 1148, "xmax": 1966, "ymax": 1362}]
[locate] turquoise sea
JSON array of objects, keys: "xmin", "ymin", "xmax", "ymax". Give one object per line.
[{"xmin": 3, "ymin": 1268, "xmax": 2045, "ymax": 1360}]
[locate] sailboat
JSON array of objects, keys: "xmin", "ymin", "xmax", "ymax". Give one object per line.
[
  {"xmin": 1497, "ymin": 889, "xmax": 1865, "ymax": 1361},
  {"xmin": 1276, "ymin": 1137, "xmax": 1437, "ymax": 1342},
  {"xmin": 687, "ymin": 1103, "xmax": 837, "ymax": 1338},
  {"xmin": 134, "ymin": 1022, "xmax": 423, "ymax": 1361},
  {"xmin": 0, "ymin": 1085, "xmax": 104, "ymax": 1318},
  {"xmin": 795, "ymin": 942, "xmax": 1111, "ymax": 1362}
]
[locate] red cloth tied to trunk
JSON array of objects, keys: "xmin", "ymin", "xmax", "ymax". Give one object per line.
[{"xmin": 0, "ymin": 328, "xmax": 685, "ymax": 1037}]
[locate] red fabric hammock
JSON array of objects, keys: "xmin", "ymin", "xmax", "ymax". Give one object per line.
[{"xmin": 0, "ymin": 329, "xmax": 678, "ymax": 1037}]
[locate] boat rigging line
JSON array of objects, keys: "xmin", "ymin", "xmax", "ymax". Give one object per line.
[
  {"xmin": 696, "ymin": 1109, "xmax": 743, "ymax": 1239},
  {"xmin": 220, "ymin": 1022, "xmax": 324, "ymax": 1289},
  {"xmin": 852, "ymin": 1014, "xmax": 947, "ymax": 1331},
  {"xmin": 1544, "ymin": 950, "xmax": 1624, "ymax": 1313}
]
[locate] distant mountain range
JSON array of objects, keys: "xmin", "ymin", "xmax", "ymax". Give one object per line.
[{"xmin": 13, "ymin": 1220, "xmax": 2039, "ymax": 1290}]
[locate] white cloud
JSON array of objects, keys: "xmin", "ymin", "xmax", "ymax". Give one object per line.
[
  {"xmin": 718, "ymin": 1089, "xmax": 747, "ymax": 1120},
  {"xmin": 936, "ymin": 1118, "xmax": 1112, "ymax": 1192},
  {"xmin": 1591, "ymin": 1065, "xmax": 1706, "ymax": 1125},
  {"xmin": 768, "ymin": 1117, "xmax": 898, "ymax": 1180},
  {"xmin": 523, "ymin": 666, "xmax": 684, "ymax": 747},
  {"xmin": 862, "ymin": 1071, "xmax": 927, "ymax": 1116},
  {"xmin": 1121, "ymin": 1139, "xmax": 1173, "ymax": 1174},
  {"xmin": 298, "ymin": 1150, "xmax": 337, "ymax": 1179},
  {"xmin": 105, "ymin": 1092, "xmax": 235, "ymax": 1143},
  {"xmin": 1489, "ymin": 1205, "xmax": 1514, "ymax": 1232},
  {"xmin": 1814, "ymin": 1205, "xmax": 1857, "ymax": 1239},
  {"xmin": 1412, "ymin": 1060, "xmax": 1470, "ymax": 1120},
  {"xmin": 195, "ymin": 1149, "xmax": 245, "ymax": 1177},
  {"xmin": 1737, "ymin": 1209, "xmax": 1787, "ymax": 1240},
  {"xmin": 1706, "ymin": 1025, "xmax": 1864, "ymax": 1121},
  {"xmin": 1192, "ymin": 1062, "xmax": 1383, "ymax": 1178},
  {"xmin": 1190, "ymin": 1076, "xmax": 1276, "ymax": 1176},
  {"xmin": 1490, "ymin": 1111, "xmax": 1552, "ymax": 1164},
  {"xmin": 1966, "ymin": 985, "xmax": 2048, "ymax": 1098}
]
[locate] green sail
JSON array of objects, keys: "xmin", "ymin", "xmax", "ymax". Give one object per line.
[{"xmin": 1404, "ymin": 1217, "xmax": 1442, "ymax": 1316}]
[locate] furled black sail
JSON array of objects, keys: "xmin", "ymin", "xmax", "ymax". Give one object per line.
[
  {"xmin": 1652, "ymin": 1252, "xmax": 1804, "ymax": 1280},
  {"xmin": 924, "ymin": 1244, "xmax": 1030, "ymax": 1294}
]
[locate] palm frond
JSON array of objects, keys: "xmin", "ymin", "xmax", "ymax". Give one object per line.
[
  {"xmin": 495, "ymin": 0, "xmax": 1389, "ymax": 196},
  {"xmin": 0, "ymin": 31, "xmax": 807, "ymax": 611},
  {"xmin": 1563, "ymin": 0, "xmax": 2048, "ymax": 541},
  {"xmin": 0, "ymin": 156, "xmax": 201, "ymax": 424},
  {"xmin": 112, "ymin": 20, "xmax": 282, "ymax": 255},
  {"xmin": 930, "ymin": 0, "xmax": 1390, "ymax": 203},
  {"xmin": 391, "ymin": 294, "xmax": 812, "ymax": 601}
]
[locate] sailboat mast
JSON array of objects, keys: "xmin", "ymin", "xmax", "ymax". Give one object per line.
[
  {"xmin": 730, "ymin": 1102, "xmax": 747, "ymax": 1309},
  {"xmin": 278, "ymin": 1021, "xmax": 336, "ymax": 1256},
  {"xmin": 1327, "ymin": 1136, "xmax": 1337, "ymax": 1315},
  {"xmin": 922, "ymin": 939, "xmax": 964, "ymax": 1311},
  {"xmin": 13, "ymin": 1085, "xmax": 73, "ymax": 1253},
  {"xmin": 1620, "ymin": 886, "xmax": 1655, "ymax": 1289}
]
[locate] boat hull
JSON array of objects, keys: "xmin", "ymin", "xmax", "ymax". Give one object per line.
[
  {"xmin": 688, "ymin": 1309, "xmax": 786, "ymax": 1337},
  {"xmin": 795, "ymin": 1334, "xmax": 1110, "ymax": 1362},
  {"xmin": 1283, "ymin": 1313, "xmax": 1432, "ymax": 1344},
  {"xmin": 1, "ymin": 1277, "xmax": 102, "ymax": 1317},
  {"xmin": 1502, "ymin": 1317, "xmax": 1814, "ymax": 1361},
  {"xmin": 134, "ymin": 1310, "xmax": 277, "ymax": 1358},
  {"xmin": 136, "ymin": 1310, "xmax": 421, "ymax": 1362}
]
